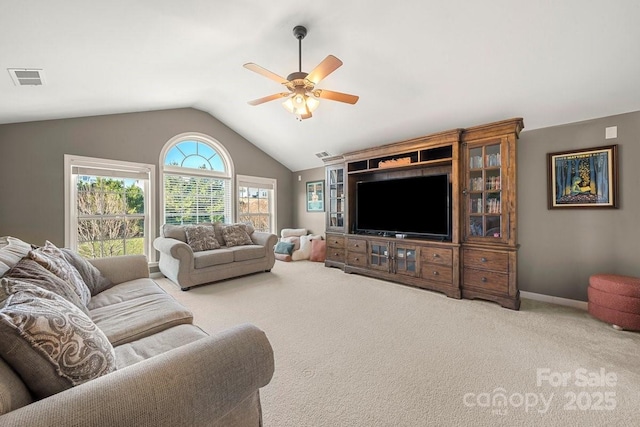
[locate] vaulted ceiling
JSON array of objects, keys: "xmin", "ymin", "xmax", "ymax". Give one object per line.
[{"xmin": 2, "ymin": 1, "xmax": 639, "ymax": 171}]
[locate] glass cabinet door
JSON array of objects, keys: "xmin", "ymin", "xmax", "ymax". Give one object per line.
[
  {"xmin": 394, "ymin": 245, "xmax": 418, "ymax": 276},
  {"xmin": 327, "ymin": 166, "xmax": 345, "ymax": 231},
  {"xmin": 369, "ymin": 242, "xmax": 390, "ymax": 272},
  {"xmin": 466, "ymin": 142, "xmax": 504, "ymax": 241}
]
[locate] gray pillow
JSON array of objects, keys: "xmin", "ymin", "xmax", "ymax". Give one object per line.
[
  {"xmin": 0, "ymin": 278, "xmax": 116, "ymax": 399},
  {"xmin": 184, "ymin": 225, "xmax": 221, "ymax": 252},
  {"xmin": 5, "ymin": 258, "xmax": 90, "ymax": 316},
  {"xmin": 29, "ymin": 241, "xmax": 91, "ymax": 306},
  {"xmin": 60, "ymin": 248, "xmax": 113, "ymax": 296},
  {"xmin": 221, "ymin": 224, "xmax": 253, "ymax": 247},
  {"xmin": 0, "ymin": 236, "xmax": 32, "ymax": 277}
]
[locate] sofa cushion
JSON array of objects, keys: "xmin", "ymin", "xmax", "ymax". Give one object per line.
[
  {"xmin": 0, "ymin": 236, "xmax": 32, "ymax": 277},
  {"xmin": 193, "ymin": 248, "xmax": 235, "ymax": 269},
  {"xmin": 185, "ymin": 225, "xmax": 221, "ymax": 252},
  {"xmin": 0, "ymin": 278, "xmax": 116, "ymax": 399},
  {"xmin": 60, "ymin": 248, "xmax": 113, "ymax": 296},
  {"xmin": 114, "ymin": 324, "xmax": 208, "ymax": 369},
  {"xmin": 5, "ymin": 258, "xmax": 90, "ymax": 316},
  {"xmin": 232, "ymin": 245, "xmax": 267, "ymax": 262},
  {"xmin": 0, "ymin": 357, "xmax": 33, "ymax": 415},
  {"xmin": 29, "ymin": 241, "xmax": 91, "ymax": 306},
  {"xmin": 161, "ymin": 224, "xmax": 187, "ymax": 242},
  {"xmin": 222, "ymin": 225, "xmax": 253, "ymax": 247},
  {"xmin": 89, "ymin": 278, "xmax": 194, "ymax": 346}
]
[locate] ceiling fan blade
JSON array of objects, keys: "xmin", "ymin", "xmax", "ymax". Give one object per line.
[
  {"xmin": 248, "ymin": 92, "xmax": 290, "ymax": 106},
  {"xmin": 243, "ymin": 63, "xmax": 289, "ymax": 85},
  {"xmin": 316, "ymin": 89, "xmax": 359, "ymax": 104},
  {"xmin": 306, "ymin": 55, "xmax": 343, "ymax": 85}
]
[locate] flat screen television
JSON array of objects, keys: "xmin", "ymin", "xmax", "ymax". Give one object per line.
[{"xmin": 355, "ymin": 174, "xmax": 451, "ymax": 240}]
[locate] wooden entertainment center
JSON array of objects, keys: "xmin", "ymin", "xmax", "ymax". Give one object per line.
[{"xmin": 324, "ymin": 118, "xmax": 524, "ymax": 310}]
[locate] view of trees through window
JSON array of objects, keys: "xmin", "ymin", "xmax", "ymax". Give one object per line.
[
  {"xmin": 238, "ymin": 186, "xmax": 272, "ymax": 232},
  {"xmin": 76, "ymin": 176, "xmax": 145, "ymax": 258}
]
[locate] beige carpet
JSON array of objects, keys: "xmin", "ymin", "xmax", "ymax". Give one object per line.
[{"xmin": 156, "ymin": 261, "xmax": 640, "ymax": 426}]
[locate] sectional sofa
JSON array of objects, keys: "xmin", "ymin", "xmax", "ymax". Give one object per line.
[{"xmin": 0, "ymin": 237, "xmax": 274, "ymax": 426}]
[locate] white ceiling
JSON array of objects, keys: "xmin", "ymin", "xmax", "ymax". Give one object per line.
[{"xmin": 1, "ymin": 1, "xmax": 639, "ymax": 171}]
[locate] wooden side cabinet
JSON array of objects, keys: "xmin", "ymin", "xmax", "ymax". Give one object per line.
[
  {"xmin": 460, "ymin": 118, "xmax": 523, "ymax": 309},
  {"xmin": 325, "ymin": 232, "xmax": 346, "ymax": 269}
]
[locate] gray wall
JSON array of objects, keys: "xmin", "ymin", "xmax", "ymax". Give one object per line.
[
  {"xmin": 290, "ymin": 168, "xmax": 326, "ymax": 236},
  {"xmin": 0, "ymin": 108, "xmax": 293, "ymax": 246},
  {"xmin": 518, "ymin": 110, "xmax": 639, "ymax": 301}
]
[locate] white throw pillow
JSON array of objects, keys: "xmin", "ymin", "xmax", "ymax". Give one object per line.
[
  {"xmin": 281, "ymin": 228, "xmax": 307, "ymax": 238},
  {"xmin": 291, "ymin": 235, "xmax": 312, "ymax": 261}
]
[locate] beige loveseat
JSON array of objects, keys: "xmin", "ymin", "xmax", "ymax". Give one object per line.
[
  {"xmin": 154, "ymin": 223, "xmax": 278, "ymax": 291},
  {"xmin": 0, "ymin": 238, "xmax": 274, "ymax": 426}
]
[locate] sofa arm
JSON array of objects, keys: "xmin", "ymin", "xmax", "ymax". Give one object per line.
[
  {"xmin": 251, "ymin": 231, "xmax": 278, "ymax": 249},
  {"xmin": 153, "ymin": 237, "xmax": 194, "ymax": 262},
  {"xmin": 0, "ymin": 323, "xmax": 275, "ymax": 427},
  {"xmin": 88, "ymin": 254, "xmax": 149, "ymax": 285}
]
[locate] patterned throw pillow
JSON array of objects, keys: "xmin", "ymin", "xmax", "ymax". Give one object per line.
[
  {"xmin": 0, "ymin": 278, "xmax": 116, "ymax": 399},
  {"xmin": 221, "ymin": 224, "xmax": 254, "ymax": 247},
  {"xmin": 5, "ymin": 258, "xmax": 90, "ymax": 316},
  {"xmin": 60, "ymin": 248, "xmax": 113, "ymax": 296},
  {"xmin": 29, "ymin": 241, "xmax": 91, "ymax": 306},
  {"xmin": 185, "ymin": 225, "xmax": 221, "ymax": 252}
]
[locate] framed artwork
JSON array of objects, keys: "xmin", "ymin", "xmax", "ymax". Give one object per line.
[
  {"xmin": 547, "ymin": 144, "xmax": 618, "ymax": 209},
  {"xmin": 306, "ymin": 180, "xmax": 325, "ymax": 212}
]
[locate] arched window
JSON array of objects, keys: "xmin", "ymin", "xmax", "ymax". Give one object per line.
[{"xmin": 160, "ymin": 133, "xmax": 234, "ymax": 225}]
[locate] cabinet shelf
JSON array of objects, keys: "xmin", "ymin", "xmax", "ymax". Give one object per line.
[{"xmin": 347, "ymin": 145, "xmax": 453, "ymax": 174}]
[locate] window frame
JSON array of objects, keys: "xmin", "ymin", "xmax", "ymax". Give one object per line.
[
  {"xmin": 159, "ymin": 133, "xmax": 235, "ymax": 225},
  {"xmin": 64, "ymin": 154, "xmax": 156, "ymax": 261},
  {"xmin": 237, "ymin": 174, "xmax": 277, "ymax": 233}
]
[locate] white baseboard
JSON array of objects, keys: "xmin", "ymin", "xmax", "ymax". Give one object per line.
[{"xmin": 520, "ymin": 291, "xmax": 588, "ymax": 310}]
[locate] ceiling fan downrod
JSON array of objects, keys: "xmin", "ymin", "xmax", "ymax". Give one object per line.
[{"xmin": 293, "ymin": 25, "xmax": 307, "ymax": 73}]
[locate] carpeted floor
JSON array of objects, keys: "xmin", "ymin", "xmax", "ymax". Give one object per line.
[{"xmin": 156, "ymin": 260, "xmax": 640, "ymax": 426}]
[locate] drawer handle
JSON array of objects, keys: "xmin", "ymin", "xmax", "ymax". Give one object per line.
[
  {"xmin": 334, "ymin": 252, "xmax": 340, "ymax": 256},
  {"xmin": 481, "ymin": 277, "xmax": 488, "ymax": 282},
  {"xmin": 433, "ymin": 271, "xmax": 439, "ymax": 276},
  {"xmin": 433, "ymin": 253, "xmax": 439, "ymax": 258},
  {"xmin": 355, "ymin": 244, "xmax": 359, "ymax": 247},
  {"xmin": 355, "ymin": 257, "xmax": 359, "ymax": 261},
  {"xmin": 480, "ymin": 257, "xmax": 487, "ymax": 263}
]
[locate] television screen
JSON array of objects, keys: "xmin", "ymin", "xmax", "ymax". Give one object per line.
[{"xmin": 355, "ymin": 174, "xmax": 450, "ymax": 239}]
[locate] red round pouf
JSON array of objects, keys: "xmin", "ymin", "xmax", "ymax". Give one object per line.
[{"xmin": 588, "ymin": 274, "xmax": 640, "ymax": 331}]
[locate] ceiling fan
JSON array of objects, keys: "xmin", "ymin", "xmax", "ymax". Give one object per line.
[{"xmin": 244, "ymin": 25, "xmax": 359, "ymax": 120}]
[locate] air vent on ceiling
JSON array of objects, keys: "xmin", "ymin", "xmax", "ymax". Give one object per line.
[
  {"xmin": 315, "ymin": 151, "xmax": 331, "ymax": 159},
  {"xmin": 8, "ymin": 68, "xmax": 45, "ymax": 86}
]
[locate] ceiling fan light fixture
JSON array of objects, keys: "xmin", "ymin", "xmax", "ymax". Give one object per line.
[{"xmin": 282, "ymin": 90, "xmax": 320, "ymax": 116}]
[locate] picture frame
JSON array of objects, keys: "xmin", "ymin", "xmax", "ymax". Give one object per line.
[
  {"xmin": 306, "ymin": 180, "xmax": 325, "ymax": 212},
  {"xmin": 547, "ymin": 144, "xmax": 618, "ymax": 209}
]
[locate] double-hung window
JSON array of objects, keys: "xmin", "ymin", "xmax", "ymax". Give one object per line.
[
  {"xmin": 64, "ymin": 155, "xmax": 156, "ymax": 260},
  {"xmin": 237, "ymin": 175, "xmax": 276, "ymax": 233}
]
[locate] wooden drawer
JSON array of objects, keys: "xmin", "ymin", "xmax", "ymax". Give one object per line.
[
  {"xmin": 347, "ymin": 252, "xmax": 367, "ymax": 267},
  {"xmin": 326, "ymin": 247, "xmax": 345, "ymax": 262},
  {"xmin": 463, "ymin": 268, "xmax": 509, "ymax": 293},
  {"xmin": 347, "ymin": 238, "xmax": 367, "ymax": 253},
  {"xmin": 421, "ymin": 247, "xmax": 453, "ymax": 266},
  {"xmin": 326, "ymin": 234, "xmax": 345, "ymax": 249},
  {"xmin": 422, "ymin": 264, "xmax": 452, "ymax": 284},
  {"xmin": 463, "ymin": 249, "xmax": 508, "ymax": 272}
]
